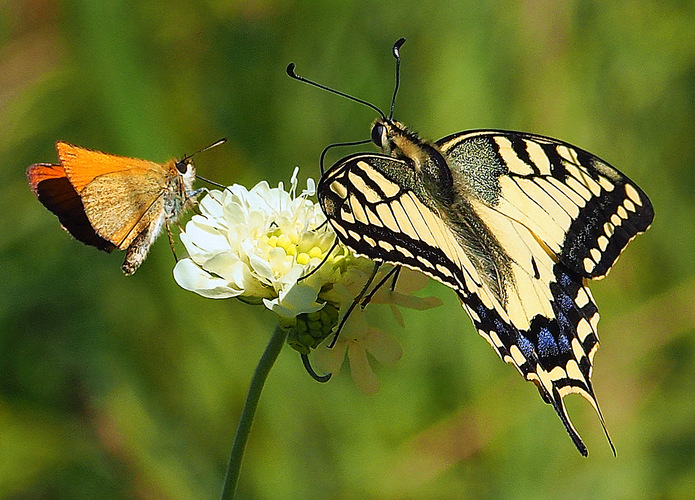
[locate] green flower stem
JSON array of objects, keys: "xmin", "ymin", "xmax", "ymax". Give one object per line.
[{"xmin": 221, "ymin": 324, "xmax": 287, "ymax": 499}]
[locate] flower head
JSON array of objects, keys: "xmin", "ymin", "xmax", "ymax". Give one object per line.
[{"xmin": 174, "ymin": 167, "xmax": 345, "ymax": 318}]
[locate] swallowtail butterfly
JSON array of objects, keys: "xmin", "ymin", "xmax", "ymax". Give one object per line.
[{"xmin": 288, "ymin": 38, "xmax": 653, "ymax": 456}]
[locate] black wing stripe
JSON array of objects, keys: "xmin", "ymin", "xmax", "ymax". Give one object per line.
[
  {"xmin": 561, "ymin": 179, "xmax": 653, "ymax": 278},
  {"xmin": 347, "ymin": 169, "xmax": 385, "ymax": 204},
  {"xmin": 323, "ymin": 165, "xmax": 491, "ymax": 299}
]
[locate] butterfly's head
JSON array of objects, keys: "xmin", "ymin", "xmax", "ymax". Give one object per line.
[
  {"xmin": 371, "ymin": 118, "xmax": 422, "ymax": 158},
  {"xmin": 371, "ymin": 118, "xmax": 406, "ymax": 153},
  {"xmin": 175, "ymin": 157, "xmax": 195, "ymax": 175},
  {"xmin": 173, "ymin": 157, "xmax": 196, "ymax": 192}
]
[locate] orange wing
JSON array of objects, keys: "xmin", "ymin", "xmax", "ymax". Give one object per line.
[{"xmin": 56, "ymin": 141, "xmax": 165, "ymax": 193}]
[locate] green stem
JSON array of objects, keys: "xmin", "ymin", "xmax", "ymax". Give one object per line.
[{"xmin": 221, "ymin": 324, "xmax": 287, "ymax": 499}]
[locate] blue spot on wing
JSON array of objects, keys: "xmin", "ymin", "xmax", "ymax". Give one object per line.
[
  {"xmin": 537, "ymin": 326, "xmax": 559, "ymax": 357},
  {"xmin": 517, "ymin": 334, "xmax": 535, "ymax": 360},
  {"xmin": 558, "ymin": 333, "xmax": 571, "ymax": 353},
  {"xmin": 493, "ymin": 318, "xmax": 507, "ymax": 335},
  {"xmin": 556, "ymin": 309, "xmax": 571, "ymax": 332},
  {"xmin": 557, "ymin": 292, "xmax": 574, "ymax": 313},
  {"xmin": 557, "ymin": 269, "xmax": 573, "ymax": 288}
]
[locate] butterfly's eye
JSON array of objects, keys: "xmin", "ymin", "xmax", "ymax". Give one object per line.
[
  {"xmin": 176, "ymin": 160, "xmax": 191, "ymax": 174},
  {"xmin": 371, "ymin": 123, "xmax": 385, "ymax": 147}
]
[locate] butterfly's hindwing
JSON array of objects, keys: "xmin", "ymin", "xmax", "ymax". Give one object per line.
[{"xmin": 458, "ymin": 260, "xmax": 602, "ymax": 456}]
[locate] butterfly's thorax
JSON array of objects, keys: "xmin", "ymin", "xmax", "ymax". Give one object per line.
[
  {"xmin": 376, "ymin": 119, "xmax": 513, "ymax": 303},
  {"xmin": 121, "ymin": 158, "xmax": 196, "ymax": 275},
  {"xmin": 377, "ymin": 119, "xmax": 455, "ymax": 205},
  {"xmin": 164, "ymin": 159, "xmax": 196, "ymax": 220}
]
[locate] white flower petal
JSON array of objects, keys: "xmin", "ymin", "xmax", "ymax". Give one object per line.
[
  {"xmin": 173, "ymin": 259, "xmax": 240, "ymax": 298},
  {"xmin": 198, "ymin": 191, "xmax": 225, "ymax": 218},
  {"xmin": 200, "ymin": 253, "xmax": 241, "ymax": 281},
  {"xmin": 181, "ymin": 222, "xmax": 230, "ymax": 259},
  {"xmin": 279, "ymin": 282, "xmax": 321, "ymax": 312},
  {"xmin": 304, "ymin": 177, "xmax": 316, "ymax": 197},
  {"xmin": 263, "ymin": 297, "xmax": 323, "ymax": 319}
]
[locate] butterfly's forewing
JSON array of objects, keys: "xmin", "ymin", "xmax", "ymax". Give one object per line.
[
  {"xmin": 56, "ymin": 142, "xmax": 163, "ymax": 193},
  {"xmin": 54, "ymin": 141, "xmax": 173, "ymax": 250},
  {"xmin": 318, "ymin": 131, "xmax": 653, "ymax": 455},
  {"xmin": 319, "ymin": 154, "xmax": 487, "ymax": 293},
  {"xmin": 437, "ymin": 130, "xmax": 654, "ymax": 279}
]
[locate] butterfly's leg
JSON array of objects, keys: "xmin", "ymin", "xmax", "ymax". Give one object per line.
[
  {"xmin": 165, "ymin": 219, "xmax": 178, "ymax": 262},
  {"xmin": 360, "ymin": 265, "xmax": 402, "ymax": 309},
  {"xmin": 328, "ymin": 262, "xmax": 382, "ymax": 348}
]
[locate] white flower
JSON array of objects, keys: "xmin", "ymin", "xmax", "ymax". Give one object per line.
[{"xmin": 174, "ymin": 167, "xmax": 345, "ymax": 318}]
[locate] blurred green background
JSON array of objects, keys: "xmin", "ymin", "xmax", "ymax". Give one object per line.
[{"xmin": 2, "ymin": 0, "xmax": 693, "ymax": 498}]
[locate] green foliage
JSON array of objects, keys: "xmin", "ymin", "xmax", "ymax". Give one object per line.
[{"xmin": 3, "ymin": 0, "xmax": 694, "ymax": 498}]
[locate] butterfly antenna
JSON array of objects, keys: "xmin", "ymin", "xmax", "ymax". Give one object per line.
[
  {"xmin": 286, "ymin": 63, "xmax": 386, "ymax": 120},
  {"xmin": 180, "ymin": 138, "xmax": 227, "ymax": 163},
  {"xmin": 389, "ymin": 37, "xmax": 406, "ymax": 119},
  {"xmin": 197, "ymin": 175, "xmax": 227, "ymax": 190},
  {"xmin": 178, "ymin": 139, "xmax": 231, "ymax": 194}
]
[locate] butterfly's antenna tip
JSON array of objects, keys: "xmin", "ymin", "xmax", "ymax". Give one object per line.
[
  {"xmin": 181, "ymin": 138, "xmax": 227, "ymax": 163},
  {"xmin": 393, "ymin": 37, "xmax": 406, "ymax": 56},
  {"xmin": 389, "ymin": 38, "xmax": 406, "ymax": 119},
  {"xmin": 286, "ymin": 63, "xmax": 298, "ymax": 78}
]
